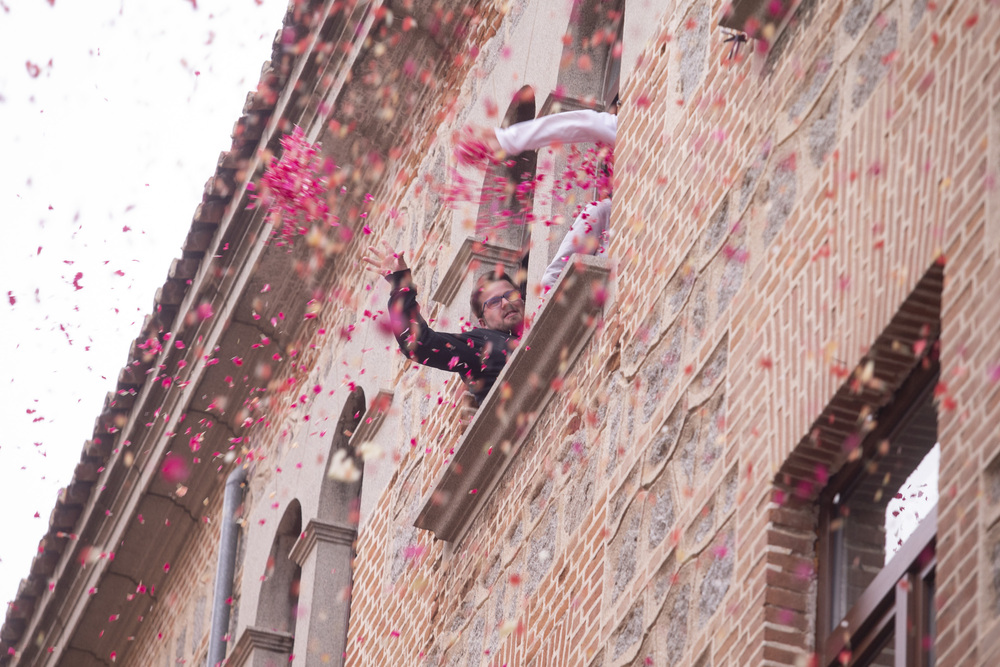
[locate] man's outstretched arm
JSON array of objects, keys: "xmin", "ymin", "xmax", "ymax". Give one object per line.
[
  {"xmin": 455, "ymin": 109, "xmax": 617, "ymax": 164},
  {"xmin": 493, "ymin": 109, "xmax": 617, "ymax": 154},
  {"xmin": 363, "ymin": 241, "xmax": 481, "ymax": 376}
]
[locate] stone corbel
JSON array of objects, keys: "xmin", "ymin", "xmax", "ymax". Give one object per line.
[
  {"xmin": 225, "ymin": 626, "xmax": 294, "ymax": 667},
  {"xmin": 289, "ymin": 518, "xmax": 357, "ymax": 566}
]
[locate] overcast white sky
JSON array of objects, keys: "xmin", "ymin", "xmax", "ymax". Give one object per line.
[{"xmin": 0, "ymin": 0, "xmax": 289, "ymax": 608}]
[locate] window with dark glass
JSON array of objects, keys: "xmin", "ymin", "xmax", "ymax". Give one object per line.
[
  {"xmin": 818, "ymin": 351, "xmax": 939, "ymax": 667},
  {"xmin": 474, "ymin": 85, "xmax": 537, "ymax": 298}
]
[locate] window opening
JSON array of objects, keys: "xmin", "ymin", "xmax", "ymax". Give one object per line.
[
  {"xmin": 474, "ymin": 86, "xmax": 536, "ymax": 298},
  {"xmin": 884, "ymin": 443, "xmax": 938, "ymax": 564},
  {"xmin": 539, "ymin": 2, "xmax": 622, "ymax": 282},
  {"xmin": 319, "ymin": 387, "xmax": 366, "ymax": 519},
  {"xmin": 255, "ymin": 500, "xmax": 303, "ymax": 634},
  {"xmin": 818, "ymin": 350, "xmax": 939, "ymax": 667},
  {"xmin": 825, "ymin": 376, "xmax": 938, "ymax": 628}
]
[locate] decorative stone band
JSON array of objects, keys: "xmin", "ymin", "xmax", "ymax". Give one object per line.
[
  {"xmin": 225, "ymin": 626, "xmax": 295, "ymax": 667},
  {"xmin": 289, "ymin": 518, "xmax": 358, "ymax": 566}
]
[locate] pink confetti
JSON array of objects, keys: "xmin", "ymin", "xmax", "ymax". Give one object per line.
[
  {"xmin": 160, "ymin": 457, "xmax": 189, "ymax": 484},
  {"xmin": 249, "ymin": 127, "xmax": 333, "ymax": 247}
]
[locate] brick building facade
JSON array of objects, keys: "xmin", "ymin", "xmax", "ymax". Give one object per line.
[{"xmin": 2, "ymin": 0, "xmax": 997, "ymax": 665}]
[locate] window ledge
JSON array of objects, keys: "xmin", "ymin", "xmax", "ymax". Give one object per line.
[{"xmin": 414, "ymin": 255, "xmax": 611, "ymax": 542}]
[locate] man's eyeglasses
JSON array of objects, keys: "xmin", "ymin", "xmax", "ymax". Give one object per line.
[{"xmin": 483, "ymin": 289, "xmax": 522, "ymax": 311}]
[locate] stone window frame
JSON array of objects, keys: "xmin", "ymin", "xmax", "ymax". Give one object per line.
[
  {"xmin": 816, "ymin": 357, "xmax": 939, "ymax": 667},
  {"xmin": 719, "ymin": 0, "xmax": 802, "ymax": 38},
  {"xmin": 559, "ymin": 0, "xmax": 624, "ymax": 105},
  {"xmin": 474, "ymin": 85, "xmax": 537, "ymax": 300},
  {"xmin": 598, "ymin": 10, "xmax": 624, "ymax": 112}
]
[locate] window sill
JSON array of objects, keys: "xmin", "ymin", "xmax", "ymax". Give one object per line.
[{"xmin": 414, "ymin": 255, "xmax": 611, "ymax": 542}]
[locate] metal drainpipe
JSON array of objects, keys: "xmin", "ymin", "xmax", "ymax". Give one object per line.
[{"xmin": 207, "ymin": 465, "xmax": 248, "ymax": 667}]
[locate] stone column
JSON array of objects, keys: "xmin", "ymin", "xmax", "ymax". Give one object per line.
[{"xmin": 289, "ymin": 518, "xmax": 357, "ymax": 667}]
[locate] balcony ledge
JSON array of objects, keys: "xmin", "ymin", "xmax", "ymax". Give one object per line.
[{"xmin": 414, "ymin": 254, "xmax": 611, "ymax": 542}]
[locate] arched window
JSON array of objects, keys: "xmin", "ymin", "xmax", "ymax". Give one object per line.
[
  {"xmin": 255, "ymin": 500, "xmax": 302, "ymax": 633},
  {"xmin": 767, "ymin": 262, "xmax": 942, "ymax": 667},
  {"xmin": 281, "ymin": 388, "xmax": 367, "ymax": 667},
  {"xmin": 318, "ymin": 387, "xmax": 366, "ymax": 521},
  {"xmin": 817, "ymin": 363, "xmax": 939, "ymax": 667}
]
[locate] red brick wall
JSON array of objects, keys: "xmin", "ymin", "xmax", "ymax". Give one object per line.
[{"xmin": 343, "ymin": 0, "xmax": 1000, "ymax": 665}]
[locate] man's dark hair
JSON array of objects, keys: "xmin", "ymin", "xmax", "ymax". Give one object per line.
[{"xmin": 470, "ymin": 271, "xmax": 516, "ymax": 319}]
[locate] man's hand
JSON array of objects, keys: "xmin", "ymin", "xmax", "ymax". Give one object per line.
[
  {"xmin": 363, "ymin": 240, "xmax": 408, "ymax": 281},
  {"xmin": 453, "ymin": 125, "xmax": 505, "ymax": 166}
]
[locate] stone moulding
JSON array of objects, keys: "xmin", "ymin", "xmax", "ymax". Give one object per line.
[
  {"xmin": 225, "ymin": 626, "xmax": 294, "ymax": 667},
  {"xmin": 414, "ymin": 255, "xmax": 611, "ymax": 542},
  {"xmin": 290, "ymin": 518, "xmax": 358, "ymax": 566},
  {"xmin": 431, "ymin": 236, "xmax": 525, "ymax": 306}
]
